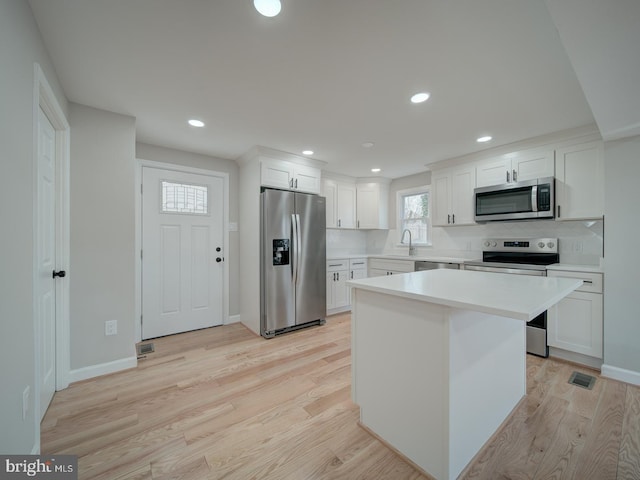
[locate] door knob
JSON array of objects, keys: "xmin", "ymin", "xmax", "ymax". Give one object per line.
[
  {"xmin": 216, "ymin": 257, "xmax": 223, "ymax": 263},
  {"xmin": 216, "ymin": 247, "xmax": 221, "ymax": 252},
  {"xmin": 52, "ymin": 270, "xmax": 66, "ymax": 278}
]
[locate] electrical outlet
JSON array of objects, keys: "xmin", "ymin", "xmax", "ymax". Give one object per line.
[
  {"xmin": 105, "ymin": 320, "xmax": 118, "ymax": 336},
  {"xmin": 22, "ymin": 386, "xmax": 30, "ymax": 421}
]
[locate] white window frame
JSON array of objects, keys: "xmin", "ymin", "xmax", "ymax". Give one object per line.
[{"xmin": 396, "ymin": 186, "xmax": 431, "ymax": 247}]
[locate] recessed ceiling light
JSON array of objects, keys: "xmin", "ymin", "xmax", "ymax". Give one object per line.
[
  {"xmin": 410, "ymin": 92, "xmax": 430, "ymax": 104},
  {"xmin": 362, "ymin": 142, "xmax": 375, "ymax": 148},
  {"xmin": 371, "ymin": 168, "xmax": 381, "ymax": 173},
  {"xmin": 477, "ymin": 136, "xmax": 492, "ymax": 143},
  {"xmin": 188, "ymin": 119, "xmax": 205, "ymax": 127},
  {"xmin": 302, "ymin": 150, "xmax": 314, "ymax": 155},
  {"xmin": 254, "ymin": 0, "xmax": 281, "ymax": 17}
]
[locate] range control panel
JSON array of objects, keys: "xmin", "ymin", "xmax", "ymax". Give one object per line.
[{"xmin": 482, "ymin": 238, "xmax": 558, "ymax": 253}]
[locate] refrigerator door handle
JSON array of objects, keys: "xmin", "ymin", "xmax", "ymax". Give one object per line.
[
  {"xmin": 294, "ymin": 214, "xmax": 302, "ymax": 284},
  {"xmin": 291, "ymin": 213, "xmax": 298, "ymax": 284}
]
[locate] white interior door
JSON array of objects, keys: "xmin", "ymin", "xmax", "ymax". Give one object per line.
[
  {"xmin": 142, "ymin": 167, "xmax": 224, "ymax": 339},
  {"xmin": 37, "ymin": 107, "xmax": 56, "ymax": 420}
]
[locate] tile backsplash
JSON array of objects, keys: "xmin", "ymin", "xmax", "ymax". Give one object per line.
[{"xmin": 328, "ymin": 219, "xmax": 604, "ymax": 266}]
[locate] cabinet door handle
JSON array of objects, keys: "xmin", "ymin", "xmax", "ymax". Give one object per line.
[
  {"xmin": 338, "ymin": 219, "xmax": 341, "ymax": 227},
  {"xmin": 295, "ymin": 178, "xmax": 298, "ymax": 189},
  {"xmin": 447, "ymin": 214, "xmax": 451, "ymax": 224},
  {"xmin": 513, "ymin": 169, "xmax": 517, "ymax": 182},
  {"xmin": 557, "ymin": 205, "xmax": 561, "ymax": 218},
  {"xmin": 357, "ymin": 220, "xmax": 360, "ymax": 228},
  {"xmin": 336, "ymin": 272, "xmax": 340, "ymax": 281},
  {"xmin": 351, "ymin": 271, "xmax": 354, "ymax": 279},
  {"xmin": 452, "ymin": 214, "xmax": 455, "ymax": 224},
  {"xmin": 506, "ymin": 170, "xmax": 510, "ymax": 183},
  {"xmin": 583, "ymin": 280, "xmax": 593, "ymax": 284}
]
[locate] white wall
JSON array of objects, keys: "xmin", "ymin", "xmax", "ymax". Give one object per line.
[
  {"xmin": 0, "ymin": 0, "xmax": 68, "ymax": 454},
  {"xmin": 69, "ymin": 103, "xmax": 137, "ymax": 370},
  {"xmin": 136, "ymin": 143, "xmax": 240, "ymax": 317},
  {"xmin": 603, "ymin": 135, "xmax": 640, "ymax": 380}
]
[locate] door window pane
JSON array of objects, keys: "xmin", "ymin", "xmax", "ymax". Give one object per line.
[{"xmin": 161, "ymin": 181, "xmax": 208, "ymax": 214}]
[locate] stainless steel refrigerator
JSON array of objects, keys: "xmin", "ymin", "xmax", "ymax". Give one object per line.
[{"xmin": 260, "ymin": 188, "xmax": 326, "ymax": 338}]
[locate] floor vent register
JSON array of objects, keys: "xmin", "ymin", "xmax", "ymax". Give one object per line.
[
  {"xmin": 568, "ymin": 371, "xmax": 596, "ymax": 390},
  {"xmin": 137, "ymin": 343, "xmax": 155, "ymax": 356}
]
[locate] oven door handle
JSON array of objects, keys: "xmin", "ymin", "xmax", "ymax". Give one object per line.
[
  {"xmin": 531, "ymin": 185, "xmax": 538, "ymax": 212},
  {"xmin": 465, "ymin": 264, "xmax": 546, "ymax": 276}
]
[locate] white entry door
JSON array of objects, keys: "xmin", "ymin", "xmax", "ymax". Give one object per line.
[
  {"xmin": 142, "ymin": 167, "xmax": 224, "ymax": 339},
  {"xmin": 37, "ymin": 107, "xmax": 57, "ymax": 420}
]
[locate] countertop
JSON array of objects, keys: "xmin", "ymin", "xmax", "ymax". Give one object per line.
[
  {"xmin": 328, "ymin": 254, "xmax": 603, "ymax": 273},
  {"xmin": 327, "ymin": 254, "xmax": 466, "ymax": 263},
  {"xmin": 546, "ymin": 263, "xmax": 603, "ymax": 273},
  {"xmin": 347, "ymin": 269, "xmax": 582, "ymax": 321}
]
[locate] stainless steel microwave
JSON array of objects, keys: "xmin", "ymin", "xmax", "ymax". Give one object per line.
[{"xmin": 474, "ymin": 177, "xmax": 554, "ymax": 222}]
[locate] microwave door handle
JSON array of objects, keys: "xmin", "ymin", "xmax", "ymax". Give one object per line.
[{"xmin": 531, "ymin": 185, "xmax": 538, "ymax": 212}]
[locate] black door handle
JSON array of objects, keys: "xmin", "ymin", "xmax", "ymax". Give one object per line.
[
  {"xmin": 52, "ymin": 270, "xmax": 66, "ymax": 278},
  {"xmin": 216, "ymin": 257, "xmax": 223, "ymax": 263}
]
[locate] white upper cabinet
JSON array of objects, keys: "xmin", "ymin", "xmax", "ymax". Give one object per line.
[
  {"xmin": 555, "ymin": 141, "xmax": 604, "ymax": 220},
  {"xmin": 475, "ymin": 158, "xmax": 511, "ymax": 187},
  {"xmin": 292, "ymin": 163, "xmax": 322, "ymax": 194},
  {"xmin": 356, "ymin": 181, "xmax": 389, "ymax": 229},
  {"xmin": 432, "ymin": 165, "xmax": 476, "ymax": 226},
  {"xmin": 323, "ymin": 179, "xmax": 356, "ymax": 228},
  {"xmin": 476, "ymin": 150, "xmax": 554, "ymax": 187},
  {"xmin": 261, "ymin": 158, "xmax": 321, "ymax": 194}
]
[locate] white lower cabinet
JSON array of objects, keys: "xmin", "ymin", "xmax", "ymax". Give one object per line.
[
  {"xmin": 547, "ymin": 270, "xmax": 603, "ymax": 359},
  {"xmin": 327, "ymin": 260, "xmax": 349, "ymax": 312},
  {"xmin": 368, "ymin": 257, "xmax": 415, "ymax": 277},
  {"xmin": 347, "ymin": 259, "xmax": 367, "ymax": 305},
  {"xmin": 327, "ymin": 258, "xmax": 368, "ymax": 314}
]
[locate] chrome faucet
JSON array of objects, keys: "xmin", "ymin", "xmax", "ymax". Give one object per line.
[{"xmin": 401, "ymin": 229, "xmax": 416, "ymax": 256}]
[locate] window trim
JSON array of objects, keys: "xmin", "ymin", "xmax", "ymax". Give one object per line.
[{"xmin": 396, "ymin": 185, "xmax": 431, "ymax": 247}]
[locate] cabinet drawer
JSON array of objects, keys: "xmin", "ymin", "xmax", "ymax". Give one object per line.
[
  {"xmin": 368, "ymin": 258, "xmax": 414, "ymax": 273},
  {"xmin": 349, "ymin": 258, "xmax": 367, "ymax": 270},
  {"xmin": 327, "ymin": 260, "xmax": 349, "ymax": 271},
  {"xmin": 547, "ymin": 270, "xmax": 603, "ymax": 294}
]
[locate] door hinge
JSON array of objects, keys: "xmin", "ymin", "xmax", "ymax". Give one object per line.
[
  {"xmin": 140, "ymin": 249, "xmax": 143, "ymax": 260},
  {"xmin": 140, "ymin": 184, "xmax": 143, "ymax": 194}
]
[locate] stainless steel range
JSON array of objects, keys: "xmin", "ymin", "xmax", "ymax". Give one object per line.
[{"xmin": 464, "ymin": 238, "xmax": 559, "ymax": 357}]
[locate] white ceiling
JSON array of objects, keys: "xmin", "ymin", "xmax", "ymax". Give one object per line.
[{"xmin": 27, "ymin": 0, "xmax": 638, "ymax": 179}]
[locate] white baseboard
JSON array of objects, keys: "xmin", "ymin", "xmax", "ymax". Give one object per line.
[
  {"xmin": 68, "ymin": 356, "xmax": 137, "ymax": 384},
  {"xmin": 327, "ymin": 306, "xmax": 351, "ymax": 316},
  {"xmin": 548, "ymin": 347, "xmax": 603, "ymax": 370},
  {"xmin": 226, "ymin": 314, "xmax": 241, "ymax": 325},
  {"xmin": 601, "ymin": 364, "xmax": 640, "ymax": 386}
]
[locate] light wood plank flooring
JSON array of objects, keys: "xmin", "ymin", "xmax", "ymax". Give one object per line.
[{"xmin": 42, "ymin": 314, "xmax": 640, "ymax": 480}]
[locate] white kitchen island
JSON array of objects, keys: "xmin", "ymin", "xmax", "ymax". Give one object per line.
[{"xmin": 348, "ymin": 269, "xmax": 581, "ymax": 480}]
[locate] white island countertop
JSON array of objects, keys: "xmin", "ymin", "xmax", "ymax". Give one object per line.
[{"xmin": 347, "ymin": 269, "xmax": 582, "ymax": 321}]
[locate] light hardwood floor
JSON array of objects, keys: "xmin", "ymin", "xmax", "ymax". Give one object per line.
[{"xmin": 42, "ymin": 314, "xmax": 640, "ymax": 480}]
